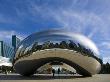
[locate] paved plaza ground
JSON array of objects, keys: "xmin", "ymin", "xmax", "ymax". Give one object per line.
[{"xmin": 0, "ymin": 74, "xmax": 110, "ymax": 82}]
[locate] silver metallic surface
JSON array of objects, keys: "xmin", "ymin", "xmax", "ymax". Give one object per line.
[{"xmin": 14, "ymin": 30, "xmax": 102, "ymax": 76}]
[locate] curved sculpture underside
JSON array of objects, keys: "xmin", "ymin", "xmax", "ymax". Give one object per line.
[
  {"xmin": 13, "ymin": 30, "xmax": 102, "ymax": 76},
  {"xmin": 14, "ymin": 49, "xmax": 101, "ymax": 76}
]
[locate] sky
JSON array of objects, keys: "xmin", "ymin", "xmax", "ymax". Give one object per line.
[{"xmin": 0, "ymin": 0, "xmax": 110, "ymax": 63}]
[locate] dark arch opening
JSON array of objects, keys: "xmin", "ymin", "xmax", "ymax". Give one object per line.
[{"xmin": 14, "ymin": 57, "xmax": 92, "ymax": 76}]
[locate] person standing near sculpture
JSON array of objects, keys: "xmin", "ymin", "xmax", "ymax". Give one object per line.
[
  {"xmin": 52, "ymin": 69, "xmax": 55, "ymax": 77},
  {"xmin": 58, "ymin": 68, "xmax": 60, "ymax": 75}
]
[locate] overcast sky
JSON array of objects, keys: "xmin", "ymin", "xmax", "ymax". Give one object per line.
[{"xmin": 0, "ymin": 0, "xmax": 110, "ymax": 63}]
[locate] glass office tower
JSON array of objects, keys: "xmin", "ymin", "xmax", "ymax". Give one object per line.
[
  {"xmin": 12, "ymin": 35, "xmax": 21, "ymax": 50},
  {"xmin": 0, "ymin": 41, "xmax": 14, "ymax": 60},
  {"xmin": 0, "ymin": 35, "xmax": 21, "ymax": 61}
]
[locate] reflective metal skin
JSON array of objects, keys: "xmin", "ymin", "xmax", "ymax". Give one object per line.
[{"xmin": 13, "ymin": 30, "xmax": 102, "ymax": 76}]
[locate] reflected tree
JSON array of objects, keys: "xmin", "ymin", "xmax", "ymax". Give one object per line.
[{"xmin": 15, "ymin": 40, "xmax": 102, "ymax": 64}]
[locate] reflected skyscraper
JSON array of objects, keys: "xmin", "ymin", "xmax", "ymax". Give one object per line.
[
  {"xmin": 12, "ymin": 35, "xmax": 21, "ymax": 51},
  {"xmin": 12, "ymin": 35, "xmax": 21, "ymax": 59},
  {"xmin": 0, "ymin": 41, "xmax": 14, "ymax": 60},
  {"xmin": 0, "ymin": 35, "xmax": 21, "ymax": 61}
]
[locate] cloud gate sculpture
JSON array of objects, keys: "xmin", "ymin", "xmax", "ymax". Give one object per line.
[{"xmin": 13, "ymin": 30, "xmax": 102, "ymax": 76}]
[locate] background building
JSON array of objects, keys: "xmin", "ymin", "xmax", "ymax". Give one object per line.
[
  {"xmin": 12, "ymin": 35, "xmax": 21, "ymax": 51},
  {"xmin": 0, "ymin": 41, "xmax": 3, "ymax": 57},
  {"xmin": 0, "ymin": 35, "xmax": 21, "ymax": 61},
  {"xmin": 0, "ymin": 41, "xmax": 14, "ymax": 60}
]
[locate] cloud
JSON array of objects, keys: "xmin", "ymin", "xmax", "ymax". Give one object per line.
[
  {"xmin": 99, "ymin": 42, "xmax": 110, "ymax": 49},
  {"xmin": 0, "ymin": 13, "xmax": 17, "ymax": 24},
  {"xmin": 51, "ymin": 9, "xmax": 108, "ymax": 35},
  {"xmin": 46, "ymin": 4, "xmax": 110, "ymax": 64},
  {"xmin": 103, "ymin": 57, "xmax": 110, "ymax": 64},
  {"xmin": 22, "ymin": 1, "xmax": 110, "ymax": 59},
  {"xmin": 87, "ymin": 28, "xmax": 97, "ymax": 39},
  {"xmin": 0, "ymin": 0, "xmax": 110, "ymax": 63},
  {"xmin": 98, "ymin": 42, "xmax": 110, "ymax": 60},
  {"xmin": 48, "ymin": 8, "xmax": 110, "ymax": 60},
  {"xmin": 0, "ymin": 56, "xmax": 12, "ymax": 66},
  {"xmin": 0, "ymin": 30, "xmax": 26, "ymax": 42}
]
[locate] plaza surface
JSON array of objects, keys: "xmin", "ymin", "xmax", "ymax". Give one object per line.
[{"xmin": 0, "ymin": 74, "xmax": 110, "ymax": 82}]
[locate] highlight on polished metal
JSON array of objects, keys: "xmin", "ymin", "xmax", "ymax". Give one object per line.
[{"xmin": 13, "ymin": 29, "xmax": 102, "ymax": 76}]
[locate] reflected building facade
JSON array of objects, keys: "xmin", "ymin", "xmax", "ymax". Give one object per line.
[{"xmin": 14, "ymin": 30, "xmax": 102, "ymax": 76}]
